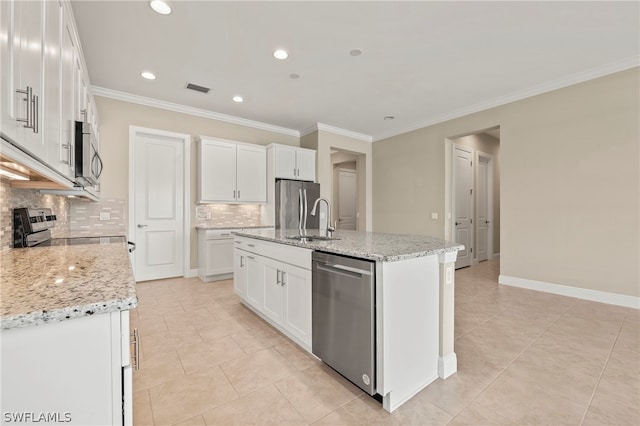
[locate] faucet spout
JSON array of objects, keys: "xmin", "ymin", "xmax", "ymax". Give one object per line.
[{"xmin": 310, "ymin": 197, "xmax": 335, "ymax": 236}]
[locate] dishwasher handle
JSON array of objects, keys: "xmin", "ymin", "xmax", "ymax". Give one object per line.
[{"xmin": 315, "ymin": 262, "xmax": 372, "ymax": 277}]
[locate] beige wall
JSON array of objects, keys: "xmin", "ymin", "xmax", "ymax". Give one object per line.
[
  {"xmin": 95, "ymin": 96, "xmax": 299, "ymax": 270},
  {"xmin": 452, "ymin": 133, "xmax": 501, "ymax": 254},
  {"xmin": 310, "ymin": 131, "xmax": 373, "ymax": 231},
  {"xmin": 373, "ymin": 68, "xmax": 639, "ymax": 297}
]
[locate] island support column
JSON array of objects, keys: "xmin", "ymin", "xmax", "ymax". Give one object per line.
[{"xmin": 438, "ymin": 252, "xmax": 458, "ymax": 378}]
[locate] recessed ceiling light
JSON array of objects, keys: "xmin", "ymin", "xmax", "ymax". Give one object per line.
[
  {"xmin": 273, "ymin": 49, "xmax": 289, "ymax": 60},
  {"xmin": 350, "ymin": 49, "xmax": 363, "ymax": 56},
  {"xmin": 141, "ymin": 71, "xmax": 156, "ymax": 80},
  {"xmin": 384, "ymin": 116, "xmax": 395, "ymax": 120},
  {"xmin": 289, "ymin": 73, "xmax": 300, "ymax": 79},
  {"xmin": 150, "ymin": 0, "xmax": 171, "ymax": 15},
  {"xmin": 232, "ymin": 95, "xmax": 244, "ymax": 103}
]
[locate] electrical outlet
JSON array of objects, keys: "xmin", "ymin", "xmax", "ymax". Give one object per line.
[
  {"xmin": 99, "ymin": 212, "xmax": 110, "ymax": 221},
  {"xmin": 206, "ymin": 211, "xmax": 212, "ymax": 219},
  {"xmin": 431, "ymin": 212, "xmax": 438, "ymax": 220}
]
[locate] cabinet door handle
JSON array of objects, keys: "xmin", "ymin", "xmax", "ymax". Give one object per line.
[
  {"xmin": 32, "ymin": 94, "xmax": 39, "ymax": 133},
  {"xmin": 240, "ymin": 256, "xmax": 244, "ymax": 267},
  {"xmin": 237, "ymin": 190, "xmax": 240, "ymax": 199},
  {"xmin": 247, "ymin": 255, "xmax": 255, "ymax": 260},
  {"xmin": 15, "ymin": 87, "xmax": 32, "ymax": 129},
  {"xmin": 281, "ymin": 271, "xmax": 287, "ymax": 285},
  {"xmin": 247, "ymin": 244, "xmax": 255, "ymax": 248},
  {"xmin": 233, "ymin": 190, "xmax": 236, "ymax": 199},
  {"xmin": 130, "ymin": 328, "xmax": 140, "ymax": 371},
  {"xmin": 277, "ymin": 269, "xmax": 281, "ymax": 285}
]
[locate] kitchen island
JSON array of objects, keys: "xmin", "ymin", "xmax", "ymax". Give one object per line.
[
  {"xmin": 0, "ymin": 240, "xmax": 137, "ymax": 425},
  {"xmin": 232, "ymin": 228, "xmax": 462, "ymax": 413}
]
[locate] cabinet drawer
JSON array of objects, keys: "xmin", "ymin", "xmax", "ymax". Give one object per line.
[
  {"xmin": 234, "ymin": 236, "xmax": 311, "ymax": 270},
  {"xmin": 205, "ymin": 230, "xmax": 234, "ymax": 239}
]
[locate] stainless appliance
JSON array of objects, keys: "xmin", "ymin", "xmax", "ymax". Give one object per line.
[
  {"xmin": 13, "ymin": 207, "xmax": 132, "ymax": 250},
  {"xmin": 275, "ymin": 179, "xmax": 320, "ymax": 230},
  {"xmin": 75, "ymin": 121, "xmax": 103, "ymax": 187},
  {"xmin": 312, "ymin": 251, "xmax": 376, "ymax": 395}
]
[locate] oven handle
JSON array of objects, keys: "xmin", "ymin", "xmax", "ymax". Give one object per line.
[{"xmin": 315, "ymin": 262, "xmax": 372, "ymax": 277}]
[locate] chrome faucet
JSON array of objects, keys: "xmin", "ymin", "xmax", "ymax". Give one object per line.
[{"xmin": 310, "ymin": 197, "xmax": 335, "ymax": 237}]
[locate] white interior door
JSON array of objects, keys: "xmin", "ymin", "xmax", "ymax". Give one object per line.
[
  {"xmin": 338, "ymin": 169, "xmax": 357, "ymax": 230},
  {"xmin": 476, "ymin": 155, "xmax": 489, "ymax": 262},
  {"xmin": 134, "ymin": 132, "xmax": 185, "ymax": 281},
  {"xmin": 453, "ymin": 145, "xmax": 473, "ymax": 269}
]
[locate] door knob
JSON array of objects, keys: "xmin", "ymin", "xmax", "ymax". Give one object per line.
[
  {"xmin": 485, "ymin": 220, "xmax": 490, "ymax": 224},
  {"xmin": 455, "ymin": 222, "xmax": 461, "ymax": 226},
  {"xmin": 137, "ymin": 224, "xmax": 148, "ymax": 228}
]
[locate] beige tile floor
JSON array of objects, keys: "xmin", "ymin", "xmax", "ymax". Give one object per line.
[{"xmin": 130, "ymin": 260, "xmax": 640, "ymax": 425}]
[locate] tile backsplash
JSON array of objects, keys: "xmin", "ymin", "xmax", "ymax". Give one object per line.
[
  {"xmin": 0, "ymin": 179, "xmax": 70, "ymax": 251},
  {"xmin": 196, "ymin": 204, "xmax": 262, "ymax": 227},
  {"xmin": 69, "ymin": 198, "xmax": 126, "ymax": 232}
]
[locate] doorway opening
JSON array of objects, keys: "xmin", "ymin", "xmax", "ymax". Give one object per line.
[
  {"xmin": 330, "ymin": 149, "xmax": 363, "ymax": 231},
  {"xmin": 446, "ymin": 127, "xmax": 500, "ymax": 269}
]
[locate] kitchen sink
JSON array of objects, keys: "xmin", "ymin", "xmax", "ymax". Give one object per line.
[{"xmin": 285, "ymin": 235, "xmax": 341, "ymax": 242}]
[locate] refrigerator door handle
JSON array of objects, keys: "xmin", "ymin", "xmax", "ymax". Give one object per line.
[
  {"xmin": 299, "ymin": 188, "xmax": 304, "ymax": 234},
  {"xmin": 303, "ymin": 189, "xmax": 308, "ymax": 232}
]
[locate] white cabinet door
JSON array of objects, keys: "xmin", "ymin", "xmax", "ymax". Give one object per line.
[
  {"xmin": 236, "ymin": 144, "xmax": 266, "ymax": 202},
  {"xmin": 43, "ymin": 0, "xmax": 63, "ymax": 174},
  {"xmin": 274, "ymin": 145, "xmax": 297, "ymax": 179},
  {"xmin": 245, "ymin": 254, "xmax": 264, "ymax": 310},
  {"xmin": 198, "ymin": 139, "xmax": 237, "ymax": 202},
  {"xmin": 205, "ymin": 238, "xmax": 234, "ymax": 276},
  {"xmin": 1, "ymin": 0, "xmax": 44, "ymax": 158},
  {"xmin": 233, "ymin": 250, "xmax": 248, "ymax": 298},
  {"xmin": 282, "ymin": 263, "xmax": 312, "ymax": 346},
  {"xmin": 59, "ymin": 13, "xmax": 76, "ymax": 179},
  {"xmin": 75, "ymin": 57, "xmax": 87, "ymax": 122},
  {"xmin": 262, "ymin": 257, "xmax": 284, "ymax": 324},
  {"xmin": 295, "ymin": 149, "xmax": 316, "ymax": 182}
]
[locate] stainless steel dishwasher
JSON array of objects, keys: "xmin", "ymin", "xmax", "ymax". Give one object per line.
[{"xmin": 312, "ymin": 251, "xmax": 376, "ymax": 395}]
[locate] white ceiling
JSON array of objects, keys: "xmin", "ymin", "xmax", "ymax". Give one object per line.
[{"xmin": 71, "ymin": 1, "xmax": 639, "ymax": 141}]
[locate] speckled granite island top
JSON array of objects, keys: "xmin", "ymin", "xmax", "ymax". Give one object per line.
[
  {"xmin": 1, "ymin": 242, "xmax": 137, "ymax": 330},
  {"xmin": 232, "ymin": 229, "xmax": 463, "ymax": 262}
]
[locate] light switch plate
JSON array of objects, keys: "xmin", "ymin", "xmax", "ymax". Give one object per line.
[{"xmin": 99, "ymin": 212, "xmax": 110, "ymax": 221}]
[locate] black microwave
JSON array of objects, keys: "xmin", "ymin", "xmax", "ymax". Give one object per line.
[{"xmin": 74, "ymin": 121, "xmax": 103, "ymax": 187}]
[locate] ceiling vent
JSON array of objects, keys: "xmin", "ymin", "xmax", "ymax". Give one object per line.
[{"xmin": 185, "ymin": 82, "xmax": 210, "ymax": 94}]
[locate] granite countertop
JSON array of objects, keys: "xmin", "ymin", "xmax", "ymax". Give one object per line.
[
  {"xmin": 1, "ymin": 241, "xmax": 137, "ymax": 330},
  {"xmin": 195, "ymin": 224, "xmax": 274, "ymax": 230},
  {"xmin": 232, "ymin": 229, "xmax": 464, "ymax": 262}
]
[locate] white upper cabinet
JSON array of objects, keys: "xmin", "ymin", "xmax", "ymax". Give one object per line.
[
  {"xmin": 198, "ymin": 138, "xmax": 237, "ymax": 203},
  {"xmin": 1, "ymin": 0, "xmax": 45, "ymax": 159},
  {"xmin": 0, "ymin": 0, "xmax": 100, "ymax": 190},
  {"xmin": 270, "ymin": 144, "xmax": 316, "ymax": 181},
  {"xmin": 198, "ymin": 137, "xmax": 267, "ymax": 204},
  {"xmin": 236, "ymin": 144, "xmax": 267, "ymax": 202}
]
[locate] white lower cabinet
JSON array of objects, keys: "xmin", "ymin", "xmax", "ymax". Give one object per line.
[
  {"xmin": 233, "ymin": 236, "xmax": 312, "ymax": 349},
  {"xmin": 0, "ymin": 310, "xmax": 134, "ymax": 425},
  {"xmin": 198, "ymin": 230, "xmax": 234, "ymax": 282}
]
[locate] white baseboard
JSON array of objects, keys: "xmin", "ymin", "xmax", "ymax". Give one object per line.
[
  {"xmin": 187, "ymin": 268, "xmax": 199, "ymax": 278},
  {"xmin": 499, "ymin": 275, "xmax": 640, "ymax": 309},
  {"xmin": 438, "ymin": 353, "xmax": 458, "ymax": 379},
  {"xmin": 491, "ymin": 253, "xmax": 500, "ymax": 260}
]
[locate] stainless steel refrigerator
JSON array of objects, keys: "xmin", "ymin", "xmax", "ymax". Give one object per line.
[{"xmin": 275, "ymin": 179, "xmax": 320, "ymax": 230}]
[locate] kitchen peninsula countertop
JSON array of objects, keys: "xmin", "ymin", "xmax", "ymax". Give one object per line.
[
  {"xmin": 232, "ymin": 229, "xmax": 463, "ymax": 262},
  {"xmin": 0, "ymin": 241, "xmax": 137, "ymax": 330}
]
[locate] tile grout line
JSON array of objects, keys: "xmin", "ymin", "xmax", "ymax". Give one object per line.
[
  {"xmin": 449, "ymin": 297, "xmax": 578, "ymax": 422},
  {"xmin": 577, "ymin": 312, "xmax": 627, "ymax": 426}
]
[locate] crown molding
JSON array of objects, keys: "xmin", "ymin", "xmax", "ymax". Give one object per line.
[
  {"xmin": 91, "ymin": 86, "xmax": 300, "ymax": 137},
  {"xmin": 373, "ymin": 56, "xmax": 640, "ymax": 142},
  {"xmin": 301, "ymin": 123, "xmax": 373, "ymax": 142}
]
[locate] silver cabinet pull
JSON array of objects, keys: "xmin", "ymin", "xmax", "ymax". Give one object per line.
[
  {"xmin": 130, "ymin": 328, "xmax": 140, "ymax": 371},
  {"xmin": 281, "ymin": 271, "xmax": 287, "ymax": 286},
  {"xmin": 240, "ymin": 256, "xmax": 244, "ymax": 267},
  {"xmin": 32, "ymin": 94, "xmax": 39, "ymax": 133},
  {"xmin": 15, "ymin": 87, "xmax": 33, "ymax": 129},
  {"xmin": 276, "ymin": 269, "xmax": 281, "ymax": 285},
  {"xmin": 237, "ymin": 190, "xmax": 240, "ymax": 199},
  {"xmin": 247, "ymin": 243, "xmax": 255, "ymax": 248},
  {"xmin": 137, "ymin": 224, "xmax": 148, "ymax": 228},
  {"xmin": 247, "ymin": 255, "xmax": 255, "ymax": 260}
]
